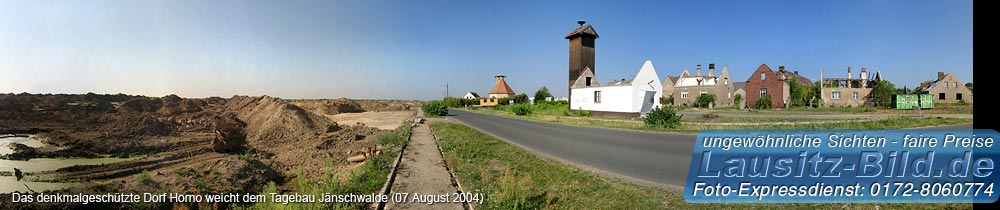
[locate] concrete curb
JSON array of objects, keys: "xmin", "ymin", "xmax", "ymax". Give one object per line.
[
  {"xmin": 429, "ymin": 127, "xmax": 476, "ymax": 210},
  {"xmin": 374, "ymin": 124, "xmax": 413, "ymax": 210}
]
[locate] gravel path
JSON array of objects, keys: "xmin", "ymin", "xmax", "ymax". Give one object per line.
[{"xmin": 384, "ymin": 121, "xmax": 463, "ymax": 210}]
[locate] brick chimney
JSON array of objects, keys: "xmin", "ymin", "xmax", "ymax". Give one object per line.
[
  {"xmin": 938, "ymin": 72, "xmax": 946, "ymax": 80},
  {"xmin": 709, "ymin": 63, "xmax": 716, "ymax": 77},
  {"xmin": 848, "ymin": 67, "xmax": 852, "ymax": 80},
  {"xmin": 778, "ymin": 66, "xmax": 785, "ymax": 72},
  {"xmin": 696, "ymin": 64, "xmax": 702, "ymax": 76}
]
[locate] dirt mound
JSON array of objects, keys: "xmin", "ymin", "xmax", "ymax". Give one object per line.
[
  {"xmin": 119, "ymin": 97, "xmax": 163, "ymax": 112},
  {"xmin": 290, "ymin": 97, "xmax": 365, "ymax": 115},
  {"xmin": 211, "ymin": 113, "xmax": 247, "ymax": 153},
  {"xmin": 225, "ymin": 95, "xmax": 338, "ymax": 148},
  {"xmin": 355, "ymin": 100, "xmax": 419, "ymax": 112},
  {"xmin": 102, "ymin": 114, "xmax": 173, "ymax": 139},
  {"xmin": 159, "ymin": 95, "xmax": 206, "ymax": 115},
  {"xmin": 317, "ymin": 124, "xmax": 381, "ymax": 149},
  {"xmin": 119, "ymin": 95, "xmax": 208, "ymax": 115},
  {"xmin": 3, "ymin": 142, "xmax": 38, "ymax": 160}
]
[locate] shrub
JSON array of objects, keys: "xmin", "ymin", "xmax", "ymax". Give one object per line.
[
  {"xmin": 510, "ymin": 104, "xmax": 532, "ymax": 115},
  {"xmin": 733, "ymin": 94, "xmax": 742, "ymax": 107},
  {"xmin": 695, "ymin": 93, "xmax": 716, "ymax": 108},
  {"xmin": 642, "ymin": 106, "xmax": 682, "ymax": 128},
  {"xmin": 662, "ymin": 94, "xmax": 674, "ymax": 105},
  {"xmin": 755, "ymin": 94, "xmax": 773, "ymax": 109},
  {"xmin": 575, "ymin": 109, "xmax": 592, "ymax": 117},
  {"xmin": 422, "ymin": 100, "xmax": 448, "ymax": 116}
]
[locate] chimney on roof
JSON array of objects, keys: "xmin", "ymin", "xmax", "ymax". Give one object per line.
[
  {"xmin": 860, "ymin": 67, "xmax": 868, "ymax": 81},
  {"xmin": 577, "ymin": 20, "xmax": 586, "ymax": 27},
  {"xmin": 778, "ymin": 66, "xmax": 785, "ymax": 72},
  {"xmin": 495, "ymin": 75, "xmax": 506, "ymax": 82},
  {"xmin": 709, "ymin": 63, "xmax": 716, "ymax": 77},
  {"xmin": 938, "ymin": 72, "xmax": 945, "ymax": 80},
  {"xmin": 848, "ymin": 67, "xmax": 852, "ymax": 80},
  {"xmin": 696, "ymin": 64, "xmax": 702, "ymax": 76},
  {"xmin": 794, "ymin": 71, "xmax": 799, "ymax": 75}
]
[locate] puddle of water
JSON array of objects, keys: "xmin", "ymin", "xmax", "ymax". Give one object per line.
[
  {"xmin": 0, "ymin": 157, "xmax": 133, "ymax": 193},
  {"xmin": 0, "ymin": 136, "xmax": 47, "ymax": 155},
  {"xmin": 0, "ymin": 176, "xmax": 79, "ymax": 193},
  {"xmin": 0, "ymin": 157, "xmax": 132, "ymax": 173}
]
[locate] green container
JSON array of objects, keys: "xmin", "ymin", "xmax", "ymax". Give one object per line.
[
  {"xmin": 918, "ymin": 94, "xmax": 934, "ymax": 109},
  {"xmin": 893, "ymin": 94, "xmax": 918, "ymax": 110}
]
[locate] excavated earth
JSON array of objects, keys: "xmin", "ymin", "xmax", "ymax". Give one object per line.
[{"xmin": 0, "ymin": 93, "xmax": 419, "ymax": 209}]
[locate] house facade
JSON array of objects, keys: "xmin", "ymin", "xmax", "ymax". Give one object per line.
[
  {"xmin": 570, "ymin": 61, "xmax": 662, "ymax": 117},
  {"xmin": 661, "ymin": 75, "xmax": 678, "ymax": 104},
  {"xmin": 671, "ymin": 63, "xmax": 736, "ymax": 107},
  {"xmin": 745, "ymin": 64, "xmax": 813, "ymax": 109},
  {"xmin": 820, "ymin": 67, "xmax": 883, "ymax": 107},
  {"xmin": 463, "ymin": 92, "xmax": 480, "ymax": 100},
  {"xmin": 914, "ymin": 72, "xmax": 973, "ymax": 103},
  {"xmin": 733, "ymin": 82, "xmax": 746, "ymax": 108}
]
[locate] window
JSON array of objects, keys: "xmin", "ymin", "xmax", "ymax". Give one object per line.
[
  {"xmin": 724, "ymin": 77, "xmax": 728, "ymax": 85},
  {"xmin": 728, "ymin": 92, "xmax": 731, "ymax": 99},
  {"xmin": 832, "ymin": 91, "xmax": 841, "ymax": 99},
  {"xmin": 761, "ymin": 73, "xmax": 766, "ymax": 80},
  {"xmin": 852, "ymin": 92, "xmax": 858, "ymax": 99},
  {"xmin": 700, "ymin": 91, "xmax": 708, "ymax": 95},
  {"xmin": 944, "ymin": 82, "xmax": 949, "ymax": 88},
  {"xmin": 586, "ymin": 77, "xmax": 592, "ymax": 86},
  {"xmin": 954, "ymin": 82, "xmax": 958, "ymax": 89},
  {"xmin": 760, "ymin": 89, "xmax": 767, "ymax": 97},
  {"xmin": 939, "ymin": 93, "xmax": 946, "ymax": 100},
  {"xmin": 594, "ymin": 91, "xmax": 601, "ymax": 103},
  {"xmin": 681, "ymin": 92, "xmax": 689, "ymax": 99},
  {"xmin": 957, "ymin": 93, "xmax": 963, "ymax": 101}
]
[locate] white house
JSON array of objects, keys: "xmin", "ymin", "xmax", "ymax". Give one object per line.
[
  {"xmin": 463, "ymin": 92, "xmax": 480, "ymax": 100},
  {"xmin": 570, "ymin": 60, "xmax": 662, "ymax": 117}
]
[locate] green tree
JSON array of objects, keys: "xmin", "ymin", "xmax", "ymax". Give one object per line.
[
  {"xmin": 808, "ymin": 81, "xmax": 823, "ymax": 107},
  {"xmin": 695, "ymin": 93, "xmax": 716, "ymax": 108},
  {"xmin": 966, "ymin": 82, "xmax": 973, "ymax": 93},
  {"xmin": 786, "ymin": 81, "xmax": 811, "ymax": 107},
  {"xmin": 733, "ymin": 94, "xmax": 742, "ymax": 108},
  {"xmin": 662, "ymin": 94, "xmax": 674, "ymax": 105},
  {"xmin": 755, "ymin": 94, "xmax": 773, "ymax": 109},
  {"xmin": 533, "ymin": 86, "xmax": 553, "ymax": 104},
  {"xmin": 871, "ymin": 80, "xmax": 897, "ymax": 108},
  {"xmin": 511, "ymin": 93, "xmax": 530, "ymax": 104}
]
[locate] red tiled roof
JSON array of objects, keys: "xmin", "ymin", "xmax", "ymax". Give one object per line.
[{"xmin": 490, "ymin": 78, "xmax": 515, "ymax": 94}]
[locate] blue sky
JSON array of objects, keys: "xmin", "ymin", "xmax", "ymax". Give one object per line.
[{"xmin": 0, "ymin": 0, "xmax": 972, "ymax": 100}]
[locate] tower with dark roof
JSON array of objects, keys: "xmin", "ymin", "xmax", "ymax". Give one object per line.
[{"xmin": 566, "ymin": 20, "xmax": 599, "ymax": 108}]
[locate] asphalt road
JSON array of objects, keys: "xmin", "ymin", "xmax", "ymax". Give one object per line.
[
  {"xmin": 447, "ymin": 109, "xmax": 696, "ymax": 190},
  {"xmin": 446, "ymin": 109, "xmax": 974, "ymax": 191}
]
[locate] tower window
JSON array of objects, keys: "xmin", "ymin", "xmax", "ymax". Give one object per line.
[
  {"xmin": 761, "ymin": 73, "xmax": 766, "ymax": 80},
  {"xmin": 586, "ymin": 77, "xmax": 592, "ymax": 86}
]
